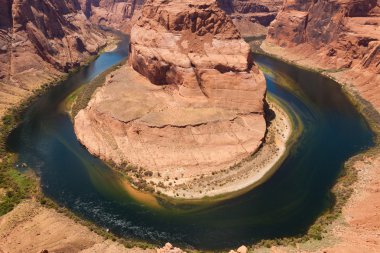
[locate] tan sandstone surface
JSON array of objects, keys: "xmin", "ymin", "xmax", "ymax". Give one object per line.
[
  {"xmin": 0, "ymin": 0, "xmax": 106, "ymax": 118},
  {"xmin": 74, "ymin": 0, "xmax": 276, "ymax": 199},
  {"xmin": 0, "ymin": 200, "xmax": 156, "ymax": 253}
]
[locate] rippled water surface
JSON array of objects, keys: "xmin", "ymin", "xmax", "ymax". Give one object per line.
[{"xmin": 6, "ymin": 36, "xmax": 374, "ymax": 249}]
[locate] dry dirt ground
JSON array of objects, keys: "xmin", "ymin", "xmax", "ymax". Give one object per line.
[{"xmin": 0, "ymin": 200, "xmax": 155, "ymax": 253}]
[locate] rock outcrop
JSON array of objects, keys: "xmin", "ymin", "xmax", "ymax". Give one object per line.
[
  {"xmin": 78, "ymin": 0, "xmax": 283, "ymax": 35},
  {"xmin": 263, "ymin": 0, "xmax": 380, "ymax": 112},
  {"xmin": 0, "ymin": 0, "xmax": 106, "ymax": 117},
  {"xmin": 218, "ymin": 0, "xmax": 283, "ymax": 36},
  {"xmin": 79, "ymin": 0, "xmax": 145, "ymax": 32},
  {"xmin": 75, "ymin": 0, "xmax": 267, "ymax": 197}
]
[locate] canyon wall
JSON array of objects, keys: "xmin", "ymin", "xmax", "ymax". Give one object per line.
[
  {"xmin": 129, "ymin": 0, "xmax": 266, "ymax": 112},
  {"xmin": 75, "ymin": 0, "xmax": 267, "ymax": 198},
  {"xmin": 218, "ymin": 0, "xmax": 283, "ymax": 36},
  {"xmin": 79, "ymin": 0, "xmax": 145, "ymax": 32},
  {"xmin": 263, "ymin": 0, "xmax": 380, "ymax": 111},
  {"xmin": 78, "ymin": 0, "xmax": 283, "ymax": 34},
  {"xmin": 0, "ymin": 0, "xmax": 106, "ymax": 117}
]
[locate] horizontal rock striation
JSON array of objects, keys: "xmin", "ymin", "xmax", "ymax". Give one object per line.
[
  {"xmin": 79, "ymin": 0, "xmax": 145, "ymax": 32},
  {"xmin": 0, "ymin": 0, "xmax": 106, "ymax": 117},
  {"xmin": 75, "ymin": 0, "xmax": 267, "ymax": 191},
  {"xmin": 217, "ymin": 0, "xmax": 283, "ymax": 36},
  {"xmin": 80, "ymin": 0, "xmax": 283, "ymax": 35},
  {"xmin": 264, "ymin": 0, "xmax": 380, "ymax": 111},
  {"xmin": 129, "ymin": 0, "xmax": 265, "ymax": 112}
]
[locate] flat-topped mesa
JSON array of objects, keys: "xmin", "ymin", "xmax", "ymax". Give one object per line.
[
  {"xmin": 75, "ymin": 0, "xmax": 268, "ymax": 197},
  {"xmin": 129, "ymin": 0, "xmax": 266, "ymax": 113}
]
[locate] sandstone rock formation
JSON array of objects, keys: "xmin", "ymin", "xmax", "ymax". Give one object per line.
[
  {"xmin": 0, "ymin": 0, "xmax": 106, "ymax": 117},
  {"xmin": 79, "ymin": 0, "xmax": 145, "ymax": 32},
  {"xmin": 156, "ymin": 243, "xmax": 185, "ymax": 253},
  {"xmin": 218, "ymin": 0, "xmax": 283, "ymax": 36},
  {"xmin": 78, "ymin": 0, "xmax": 283, "ymax": 35},
  {"xmin": 75, "ymin": 0, "xmax": 267, "ymax": 197},
  {"xmin": 263, "ymin": 0, "xmax": 380, "ymax": 111}
]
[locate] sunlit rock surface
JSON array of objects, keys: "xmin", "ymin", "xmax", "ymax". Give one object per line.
[{"xmin": 75, "ymin": 0, "xmax": 267, "ymax": 178}]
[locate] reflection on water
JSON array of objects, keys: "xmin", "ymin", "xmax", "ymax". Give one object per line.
[{"xmin": 6, "ymin": 36, "xmax": 374, "ymax": 250}]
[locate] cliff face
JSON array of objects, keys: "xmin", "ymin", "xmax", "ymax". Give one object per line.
[
  {"xmin": 217, "ymin": 0, "xmax": 283, "ymax": 36},
  {"xmin": 78, "ymin": 0, "xmax": 283, "ymax": 35},
  {"xmin": 79, "ymin": 0, "xmax": 145, "ymax": 32},
  {"xmin": 75, "ymin": 0, "xmax": 267, "ymax": 197},
  {"xmin": 264, "ymin": 0, "xmax": 380, "ymax": 111},
  {"xmin": 0, "ymin": 0, "xmax": 106, "ymax": 117},
  {"xmin": 266, "ymin": 0, "xmax": 380, "ymax": 72},
  {"xmin": 129, "ymin": 0, "xmax": 265, "ymax": 112}
]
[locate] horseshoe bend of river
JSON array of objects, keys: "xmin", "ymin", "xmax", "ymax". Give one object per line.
[{"xmin": 6, "ymin": 35, "xmax": 375, "ymax": 250}]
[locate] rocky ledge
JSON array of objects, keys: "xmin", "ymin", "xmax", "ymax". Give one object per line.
[
  {"xmin": 0, "ymin": 0, "xmax": 106, "ymax": 117},
  {"xmin": 75, "ymin": 0, "xmax": 271, "ymax": 198},
  {"xmin": 263, "ymin": 0, "xmax": 380, "ymax": 111},
  {"xmin": 218, "ymin": 0, "xmax": 283, "ymax": 37}
]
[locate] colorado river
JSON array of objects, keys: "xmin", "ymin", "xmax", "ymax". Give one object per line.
[{"xmin": 6, "ymin": 35, "xmax": 374, "ymax": 249}]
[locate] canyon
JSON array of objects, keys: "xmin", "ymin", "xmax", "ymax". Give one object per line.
[
  {"xmin": 79, "ymin": 0, "xmax": 283, "ymax": 35},
  {"xmin": 0, "ymin": 0, "xmax": 282, "ymax": 119},
  {"xmin": 0, "ymin": 0, "xmax": 106, "ymax": 117},
  {"xmin": 0, "ymin": 0, "xmax": 380, "ymax": 252}
]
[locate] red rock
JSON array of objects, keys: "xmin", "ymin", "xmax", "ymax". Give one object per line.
[
  {"xmin": 0, "ymin": 0, "xmax": 106, "ymax": 116},
  {"xmin": 75, "ymin": 0, "xmax": 267, "ymax": 197},
  {"xmin": 264, "ymin": 0, "xmax": 380, "ymax": 112},
  {"xmin": 218, "ymin": 0, "xmax": 283, "ymax": 36},
  {"xmin": 129, "ymin": 0, "xmax": 266, "ymax": 112},
  {"xmin": 79, "ymin": 0, "xmax": 145, "ymax": 32}
]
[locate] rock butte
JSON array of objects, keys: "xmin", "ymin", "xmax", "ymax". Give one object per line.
[{"xmin": 75, "ymin": 0, "xmax": 267, "ymax": 186}]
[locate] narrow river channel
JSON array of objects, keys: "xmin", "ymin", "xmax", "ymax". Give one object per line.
[{"xmin": 6, "ymin": 35, "xmax": 374, "ymax": 250}]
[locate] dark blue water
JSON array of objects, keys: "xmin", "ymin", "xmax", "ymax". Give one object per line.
[{"xmin": 6, "ymin": 36, "xmax": 374, "ymax": 250}]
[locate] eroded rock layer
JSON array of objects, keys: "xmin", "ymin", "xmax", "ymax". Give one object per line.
[
  {"xmin": 77, "ymin": 0, "xmax": 283, "ymax": 35},
  {"xmin": 218, "ymin": 0, "xmax": 283, "ymax": 36},
  {"xmin": 79, "ymin": 0, "xmax": 145, "ymax": 32},
  {"xmin": 264, "ymin": 0, "xmax": 380, "ymax": 111},
  {"xmin": 75, "ymin": 0, "xmax": 267, "ymax": 179},
  {"xmin": 0, "ymin": 0, "xmax": 106, "ymax": 117}
]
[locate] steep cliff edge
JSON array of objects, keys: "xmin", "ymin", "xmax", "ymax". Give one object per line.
[
  {"xmin": 77, "ymin": 0, "xmax": 283, "ymax": 35},
  {"xmin": 263, "ymin": 0, "xmax": 380, "ymax": 111},
  {"xmin": 218, "ymin": 0, "xmax": 283, "ymax": 36},
  {"xmin": 79, "ymin": 0, "xmax": 145, "ymax": 32},
  {"xmin": 75, "ymin": 0, "xmax": 274, "ymax": 199},
  {"xmin": 0, "ymin": 0, "xmax": 106, "ymax": 117}
]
